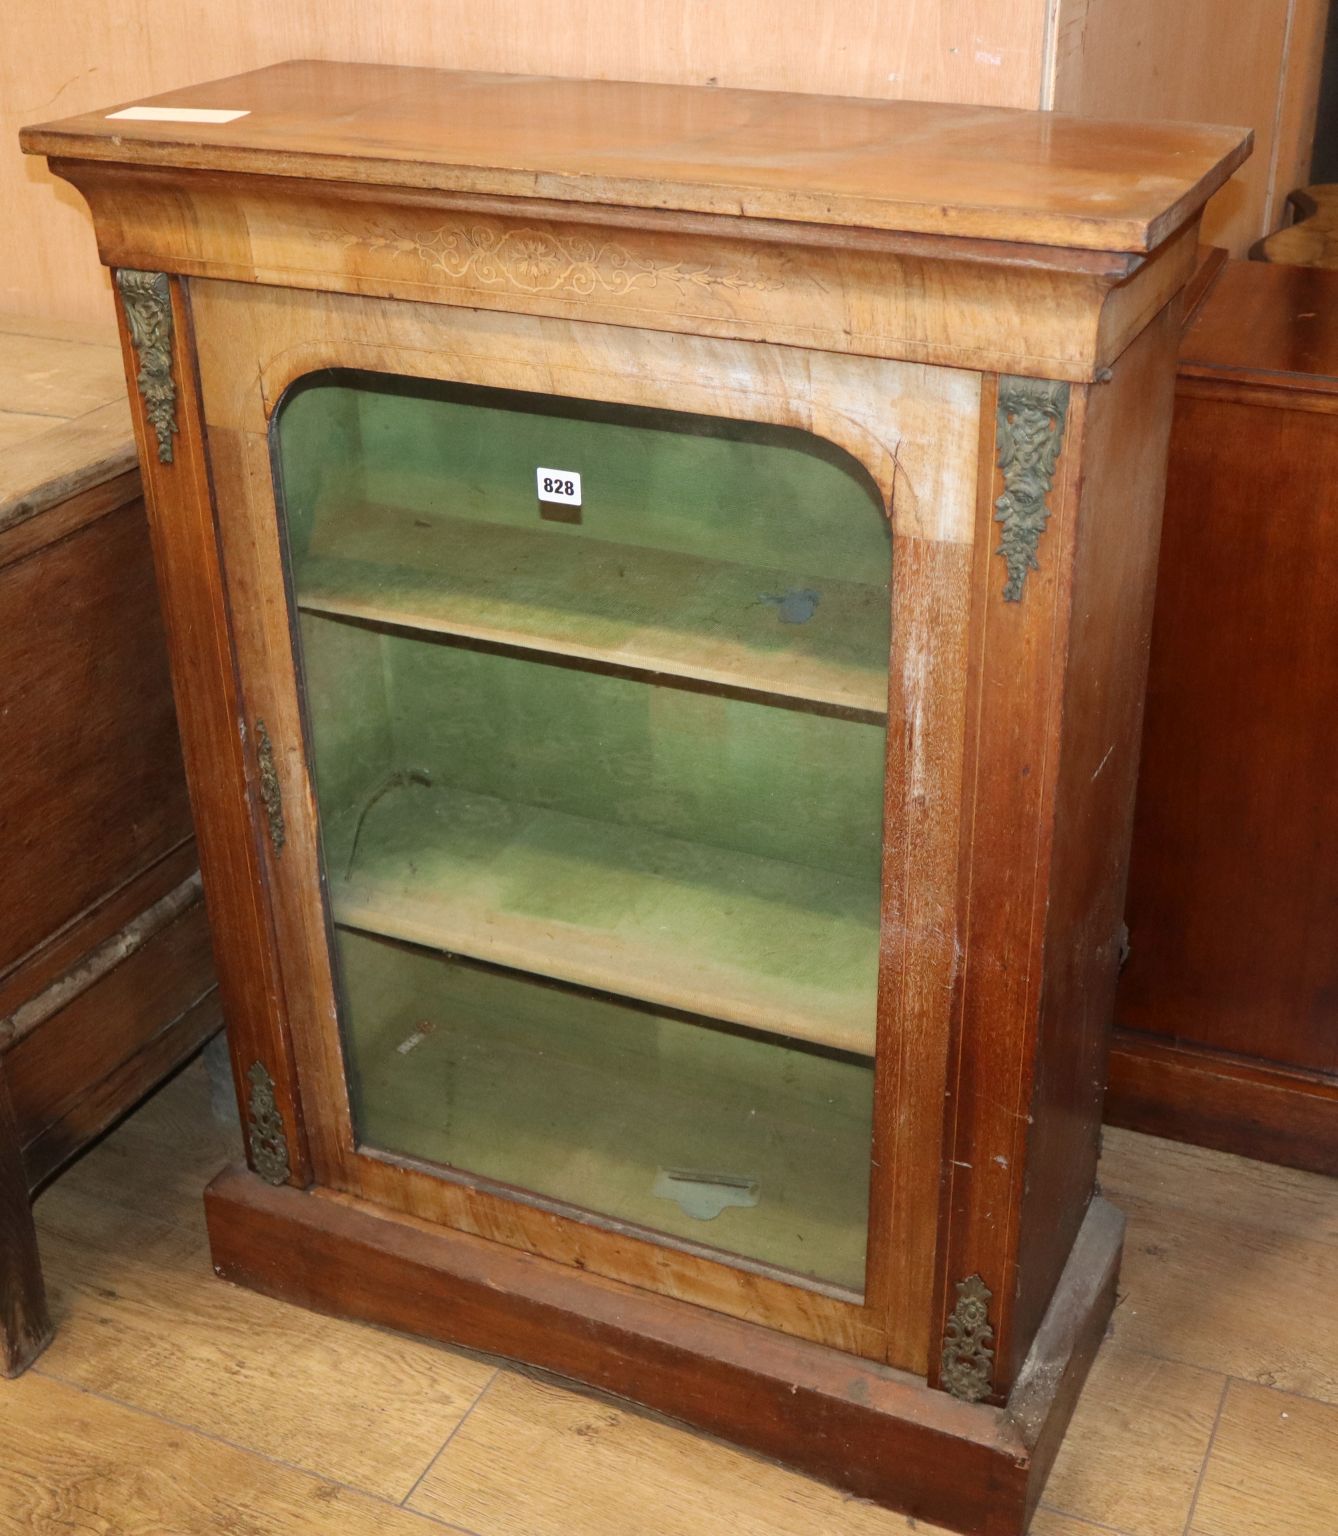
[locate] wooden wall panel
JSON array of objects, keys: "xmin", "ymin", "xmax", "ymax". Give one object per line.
[
  {"xmin": 1049, "ymin": 0, "xmax": 1329, "ymax": 255},
  {"xmin": 5, "ymin": 0, "xmax": 1322, "ymax": 317},
  {"xmin": 1273, "ymin": 1, "xmax": 1333, "ymax": 224},
  {"xmin": 0, "ymin": 0, "xmax": 1052, "ymax": 327}
]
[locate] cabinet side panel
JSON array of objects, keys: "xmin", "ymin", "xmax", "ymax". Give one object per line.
[
  {"xmin": 932, "ymin": 376, "xmax": 1085, "ymax": 1402},
  {"xmin": 1009, "ymin": 300, "xmax": 1180, "ymax": 1378},
  {"xmin": 113, "ymin": 274, "xmax": 309, "ymax": 1186}
]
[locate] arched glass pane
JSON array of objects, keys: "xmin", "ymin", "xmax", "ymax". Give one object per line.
[{"xmin": 272, "ymin": 371, "xmax": 890, "ymax": 1292}]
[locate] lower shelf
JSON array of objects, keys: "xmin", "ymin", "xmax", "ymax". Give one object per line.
[
  {"xmin": 339, "ymin": 930, "xmax": 873, "ymax": 1290},
  {"xmin": 329, "ymin": 778, "xmax": 881, "ymax": 1056}
]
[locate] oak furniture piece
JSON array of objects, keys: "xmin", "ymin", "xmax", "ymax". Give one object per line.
[
  {"xmin": 1110, "ymin": 258, "xmax": 1338, "ymax": 1175},
  {"xmin": 22, "ymin": 63, "xmax": 1248, "ymax": 1534},
  {"xmin": 0, "ymin": 315, "xmax": 221, "ymax": 1377}
]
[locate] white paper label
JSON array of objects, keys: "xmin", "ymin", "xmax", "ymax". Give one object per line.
[
  {"xmin": 536, "ymin": 468, "xmax": 582, "ymax": 507},
  {"xmin": 107, "ymin": 106, "xmax": 251, "ymax": 125}
]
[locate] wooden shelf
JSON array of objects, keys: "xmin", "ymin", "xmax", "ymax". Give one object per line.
[
  {"xmin": 340, "ymin": 929, "xmax": 872, "ymax": 1290},
  {"xmin": 327, "ymin": 779, "xmax": 880, "ymax": 1057},
  {"xmin": 297, "ymin": 499, "xmax": 889, "ymax": 717}
]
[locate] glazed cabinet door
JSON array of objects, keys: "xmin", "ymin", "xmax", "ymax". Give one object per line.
[{"xmin": 189, "ymin": 276, "xmax": 981, "ymax": 1364}]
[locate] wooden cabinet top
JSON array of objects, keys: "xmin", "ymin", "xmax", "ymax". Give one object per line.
[{"xmin": 21, "ymin": 60, "xmax": 1249, "ymax": 255}]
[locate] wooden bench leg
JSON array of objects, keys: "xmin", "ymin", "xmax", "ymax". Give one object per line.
[{"xmin": 0, "ymin": 1069, "xmax": 51, "ymax": 1377}]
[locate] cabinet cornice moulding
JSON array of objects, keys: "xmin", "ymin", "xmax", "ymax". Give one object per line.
[{"xmin": 55, "ymin": 161, "xmax": 1200, "ymax": 383}]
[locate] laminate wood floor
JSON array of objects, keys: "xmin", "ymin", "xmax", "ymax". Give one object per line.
[{"xmin": 6, "ymin": 1056, "xmax": 1337, "ymax": 1535}]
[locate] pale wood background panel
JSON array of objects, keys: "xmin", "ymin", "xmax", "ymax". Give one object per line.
[
  {"xmin": 4, "ymin": 0, "xmax": 1327, "ymax": 324},
  {"xmin": 1049, "ymin": 0, "xmax": 1328, "ymax": 253},
  {"xmin": 1, "ymin": 0, "xmax": 1053, "ymax": 326},
  {"xmin": 8, "ymin": 0, "xmax": 1321, "ymax": 320}
]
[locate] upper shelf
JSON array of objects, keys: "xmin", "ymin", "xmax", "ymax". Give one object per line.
[
  {"xmin": 296, "ymin": 499, "xmax": 890, "ymax": 719},
  {"xmin": 20, "ymin": 61, "xmax": 1251, "ymax": 255}
]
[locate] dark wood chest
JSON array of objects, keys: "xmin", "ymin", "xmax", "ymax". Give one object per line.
[
  {"xmin": 0, "ymin": 314, "xmax": 219, "ymax": 1375},
  {"xmin": 1112, "ymin": 258, "xmax": 1338, "ymax": 1174}
]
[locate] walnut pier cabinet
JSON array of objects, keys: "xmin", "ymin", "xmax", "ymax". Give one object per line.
[{"xmin": 23, "ymin": 65, "xmax": 1247, "ymax": 1535}]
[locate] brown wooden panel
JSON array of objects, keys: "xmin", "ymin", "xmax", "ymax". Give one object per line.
[
  {"xmin": 932, "ymin": 377, "xmax": 1087, "ymax": 1401},
  {"xmin": 0, "ymin": 840, "xmax": 198, "ymax": 1020},
  {"xmin": 1180, "ymin": 260, "xmax": 1338, "ymax": 384},
  {"xmin": 19, "ymin": 990, "xmax": 221, "ymax": 1192},
  {"xmin": 935, "ymin": 302, "xmax": 1179, "ymax": 1396},
  {"xmin": 1012, "ymin": 1198, "xmax": 1125, "ymax": 1527},
  {"xmin": 112, "ymin": 276, "xmax": 310, "ymax": 1187},
  {"xmin": 1106, "ymin": 1031, "xmax": 1338, "ymax": 1178},
  {"xmin": 0, "ymin": 494, "xmax": 193, "ymax": 975},
  {"xmin": 4, "ymin": 900, "xmax": 219, "ymax": 1183},
  {"xmin": 1119, "ymin": 392, "xmax": 1338, "ymax": 1075},
  {"xmin": 1011, "ymin": 301, "xmax": 1180, "ymax": 1376},
  {"xmin": 873, "ymin": 532, "xmax": 973, "ymax": 1373},
  {"xmin": 208, "ymin": 1161, "xmax": 1093, "ymax": 1536},
  {"xmin": 206, "ymin": 1168, "xmax": 1121, "ymax": 1536},
  {"xmin": 206, "ymin": 1169, "xmax": 1025, "ymax": 1535},
  {"xmin": 54, "ymin": 159, "xmax": 1200, "ymax": 386},
  {"xmin": 1110, "ymin": 262, "xmax": 1338, "ymax": 1168},
  {"xmin": 0, "ymin": 468, "xmax": 137, "ymax": 563}
]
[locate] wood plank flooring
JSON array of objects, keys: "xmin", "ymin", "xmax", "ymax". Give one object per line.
[{"xmin": 5, "ymin": 1056, "xmax": 1338, "ymax": 1535}]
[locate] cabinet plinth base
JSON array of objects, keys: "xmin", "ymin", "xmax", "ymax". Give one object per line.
[{"xmin": 204, "ymin": 1167, "xmax": 1123, "ymax": 1536}]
